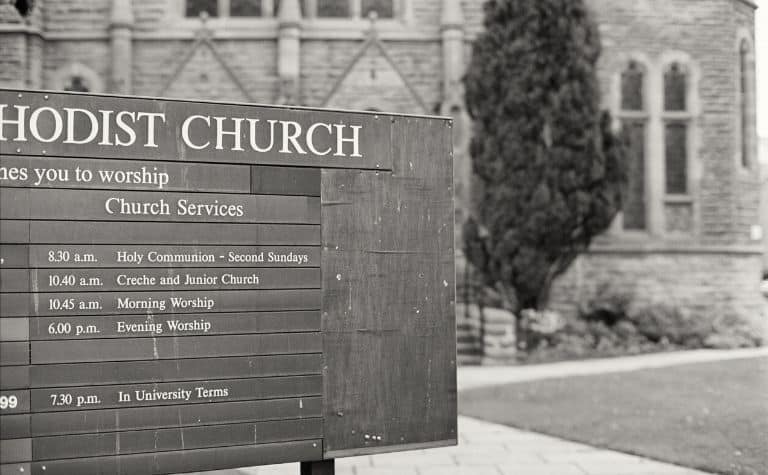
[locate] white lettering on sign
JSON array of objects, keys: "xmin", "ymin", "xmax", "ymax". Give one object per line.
[
  {"xmin": 306, "ymin": 123, "xmax": 333, "ymax": 156},
  {"xmin": 114, "ymin": 318, "xmax": 212, "ymax": 335},
  {"xmin": 103, "ymin": 197, "xmax": 246, "ymax": 217},
  {"xmin": 64, "ymin": 108, "xmax": 99, "ymax": 145},
  {"xmin": 0, "ymin": 105, "xmax": 165, "ymax": 148},
  {"xmin": 114, "ymin": 296, "xmax": 216, "ymax": 312},
  {"xmin": 180, "ymin": 115, "xmax": 362, "ymax": 157},
  {"xmin": 1, "ymin": 103, "xmax": 365, "ymax": 158}
]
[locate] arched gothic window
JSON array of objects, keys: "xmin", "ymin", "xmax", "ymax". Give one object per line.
[
  {"xmin": 52, "ymin": 63, "xmax": 103, "ymax": 94},
  {"xmin": 614, "ymin": 53, "xmax": 700, "ymax": 237},
  {"xmin": 621, "ymin": 60, "xmax": 644, "ymax": 112},
  {"xmin": 63, "ymin": 76, "xmax": 90, "ymax": 93},
  {"xmin": 618, "ymin": 60, "xmax": 647, "ymax": 230},
  {"xmin": 663, "ymin": 62, "xmax": 690, "ymax": 195},
  {"xmin": 664, "ymin": 62, "xmax": 687, "ymax": 111}
]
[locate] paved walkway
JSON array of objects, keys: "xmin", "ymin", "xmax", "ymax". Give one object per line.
[
  {"xmin": 194, "ymin": 348, "xmax": 768, "ymax": 475},
  {"xmin": 209, "ymin": 415, "xmax": 707, "ymax": 475},
  {"xmin": 458, "ymin": 347, "xmax": 768, "ymax": 391}
]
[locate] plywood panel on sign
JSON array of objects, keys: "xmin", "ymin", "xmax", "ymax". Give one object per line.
[
  {"xmin": 321, "ymin": 116, "xmax": 457, "ymax": 456},
  {"xmin": 27, "ymin": 439, "xmax": 323, "ymax": 475},
  {"xmin": 0, "ymin": 414, "xmax": 30, "ymax": 439},
  {"xmin": 21, "ymin": 267, "xmax": 320, "ymax": 293},
  {"xmin": 29, "ymin": 311, "xmax": 321, "ymax": 340},
  {"xmin": 33, "ymin": 419, "xmax": 323, "ymax": 459},
  {"xmin": 0, "ymin": 88, "xmax": 458, "ymax": 470},
  {"xmin": 0, "ymin": 318, "xmax": 29, "ymax": 340},
  {"xmin": 0, "ymin": 188, "xmax": 320, "ymax": 224},
  {"xmin": 24, "ymin": 221, "xmax": 320, "ymax": 245},
  {"xmin": 31, "ymin": 333, "xmax": 322, "ymax": 363},
  {"xmin": 0, "ymin": 90, "xmax": 392, "ymax": 170},
  {"xmin": 0, "ymin": 464, "xmax": 31, "ymax": 475},
  {"xmin": 251, "ymin": 166, "xmax": 321, "ymax": 196},
  {"xmin": 0, "ymin": 155, "xmax": 252, "ymax": 193},
  {"xmin": 30, "ymin": 397, "xmax": 323, "ymax": 436},
  {"xmin": 0, "ymin": 366, "xmax": 29, "ymax": 389},
  {"xmin": 0, "ymin": 438, "xmax": 31, "ymax": 463},
  {"xmin": 0, "ymin": 269, "xmax": 28, "ymax": 292},
  {"xmin": 30, "ymin": 375, "xmax": 322, "ymax": 412},
  {"xmin": 0, "ymin": 342, "xmax": 29, "ymax": 366},
  {"xmin": 28, "ymin": 354, "xmax": 322, "ymax": 387},
  {"xmin": 0, "ymin": 220, "xmax": 28, "ymax": 243},
  {"xmin": 25, "ymin": 245, "xmax": 320, "ymax": 268},
  {"xmin": 2, "ymin": 289, "xmax": 321, "ymax": 317},
  {"xmin": 0, "ymin": 245, "xmax": 27, "ymax": 267},
  {"xmin": 0, "ymin": 390, "xmax": 29, "ymax": 414}
]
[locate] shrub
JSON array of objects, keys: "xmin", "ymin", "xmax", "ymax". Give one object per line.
[
  {"xmin": 522, "ymin": 284, "xmax": 764, "ymax": 363},
  {"xmin": 628, "ymin": 303, "xmax": 764, "ymax": 349},
  {"xmin": 578, "ymin": 282, "xmax": 634, "ymax": 326},
  {"xmin": 703, "ymin": 311, "xmax": 765, "ymax": 349},
  {"xmin": 629, "ymin": 303, "xmax": 704, "ymax": 346}
]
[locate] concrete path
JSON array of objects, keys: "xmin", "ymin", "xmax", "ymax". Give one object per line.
[
  {"xmin": 194, "ymin": 416, "xmax": 707, "ymax": 475},
  {"xmin": 458, "ymin": 347, "xmax": 768, "ymax": 391},
  {"xmin": 193, "ymin": 348, "xmax": 768, "ymax": 475}
]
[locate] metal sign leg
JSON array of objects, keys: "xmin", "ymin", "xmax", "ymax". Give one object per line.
[{"xmin": 300, "ymin": 459, "xmax": 335, "ymax": 475}]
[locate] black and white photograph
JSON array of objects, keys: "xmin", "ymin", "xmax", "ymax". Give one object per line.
[{"xmin": 0, "ymin": 0, "xmax": 766, "ymax": 474}]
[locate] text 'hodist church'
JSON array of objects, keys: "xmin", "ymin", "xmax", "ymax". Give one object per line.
[{"xmin": 0, "ymin": 0, "xmax": 762, "ymax": 362}]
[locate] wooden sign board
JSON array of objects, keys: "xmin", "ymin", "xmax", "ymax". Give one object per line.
[{"xmin": 0, "ymin": 90, "xmax": 457, "ymax": 475}]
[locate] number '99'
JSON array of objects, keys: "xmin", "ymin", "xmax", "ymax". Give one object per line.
[{"xmin": 0, "ymin": 395, "xmax": 18, "ymax": 409}]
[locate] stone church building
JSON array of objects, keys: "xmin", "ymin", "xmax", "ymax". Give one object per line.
[{"xmin": 0, "ymin": 0, "xmax": 763, "ymax": 360}]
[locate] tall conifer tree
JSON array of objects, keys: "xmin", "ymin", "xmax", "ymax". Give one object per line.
[{"xmin": 463, "ymin": 0, "xmax": 627, "ymax": 317}]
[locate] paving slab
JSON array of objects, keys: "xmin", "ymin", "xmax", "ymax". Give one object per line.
[{"xmin": 190, "ymin": 416, "xmax": 710, "ymax": 475}]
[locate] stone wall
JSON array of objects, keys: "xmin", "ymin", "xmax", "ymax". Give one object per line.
[
  {"xmin": 42, "ymin": 0, "xmax": 110, "ymax": 33},
  {"xmin": 0, "ymin": 32, "xmax": 26, "ymax": 87},
  {"xmin": 43, "ymin": 40, "xmax": 110, "ymax": 91},
  {"xmin": 0, "ymin": 1, "xmax": 27, "ymax": 88},
  {"xmin": 456, "ymin": 302, "xmax": 517, "ymax": 366},
  {"xmin": 550, "ymin": 247, "xmax": 766, "ymax": 322},
  {"xmin": 132, "ymin": 40, "xmax": 193, "ymax": 97}
]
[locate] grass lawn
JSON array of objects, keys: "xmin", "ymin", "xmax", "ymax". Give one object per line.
[{"xmin": 459, "ymin": 356, "xmax": 768, "ymax": 475}]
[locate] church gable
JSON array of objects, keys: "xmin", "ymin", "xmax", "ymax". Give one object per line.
[
  {"xmin": 323, "ymin": 37, "xmax": 427, "ymax": 114},
  {"xmin": 159, "ymin": 33, "xmax": 252, "ymax": 103}
]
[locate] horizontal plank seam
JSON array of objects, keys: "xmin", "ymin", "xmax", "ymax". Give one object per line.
[
  {"xmin": 33, "ymin": 417, "xmax": 323, "ymax": 440},
  {"xmin": 19, "ymin": 437, "xmax": 325, "ymax": 464}
]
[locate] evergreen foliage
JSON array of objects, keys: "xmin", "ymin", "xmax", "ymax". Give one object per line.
[{"xmin": 463, "ymin": 0, "xmax": 627, "ymax": 313}]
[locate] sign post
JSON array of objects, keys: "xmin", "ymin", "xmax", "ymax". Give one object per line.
[{"xmin": 0, "ymin": 90, "xmax": 456, "ymax": 475}]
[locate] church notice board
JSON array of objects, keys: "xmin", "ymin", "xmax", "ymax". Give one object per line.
[{"xmin": 0, "ymin": 89, "xmax": 456, "ymax": 475}]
